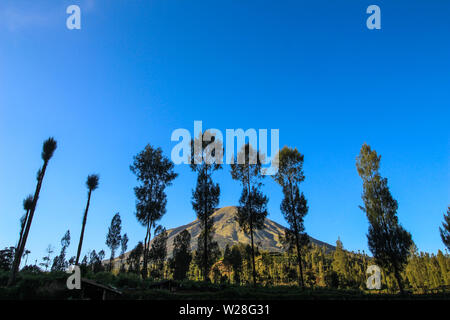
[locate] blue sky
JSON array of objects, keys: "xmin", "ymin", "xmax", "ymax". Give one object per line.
[{"xmin": 0, "ymin": 0, "xmax": 449, "ymax": 266}]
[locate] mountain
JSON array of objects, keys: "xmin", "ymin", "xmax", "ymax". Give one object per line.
[
  {"xmin": 161, "ymin": 206, "xmax": 334, "ymax": 256},
  {"xmin": 108, "ymin": 206, "xmax": 334, "ymax": 266}
]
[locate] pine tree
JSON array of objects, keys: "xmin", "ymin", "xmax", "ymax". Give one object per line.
[
  {"xmin": 230, "ymin": 245, "xmax": 243, "ymax": 284},
  {"xmin": 273, "ymin": 146, "xmax": 309, "ymax": 288},
  {"xmin": 170, "ymin": 230, "xmax": 192, "ymax": 280},
  {"xmin": 331, "ymin": 238, "xmax": 349, "ymax": 287},
  {"xmin": 190, "ymin": 131, "xmax": 222, "ymax": 281},
  {"xmin": 439, "ymin": 207, "xmax": 450, "ymax": 250},
  {"xmin": 356, "ymin": 143, "xmax": 413, "ymax": 293},
  {"xmin": 231, "ymin": 143, "xmax": 268, "ymax": 286},
  {"xmin": 106, "ymin": 213, "xmax": 122, "ymax": 271},
  {"xmin": 148, "ymin": 226, "xmax": 168, "ymax": 279},
  {"xmin": 130, "ymin": 144, "xmax": 177, "ymax": 279}
]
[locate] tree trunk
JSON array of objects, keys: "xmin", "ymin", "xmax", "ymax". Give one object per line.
[
  {"xmin": 142, "ymin": 221, "xmax": 151, "ymax": 279},
  {"xmin": 394, "ymin": 267, "xmax": 404, "ymax": 294},
  {"xmin": 8, "ymin": 161, "xmax": 48, "ymax": 286},
  {"xmin": 295, "ymin": 233, "xmax": 305, "ymax": 288},
  {"xmin": 75, "ymin": 189, "xmax": 92, "ymax": 265},
  {"xmin": 250, "ymin": 221, "xmax": 257, "ymax": 287},
  {"xmin": 17, "ymin": 209, "xmax": 30, "ymax": 256}
]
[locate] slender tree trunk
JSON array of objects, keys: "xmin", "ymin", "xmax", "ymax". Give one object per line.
[
  {"xmin": 9, "ymin": 161, "xmax": 48, "ymax": 286},
  {"xmin": 109, "ymin": 250, "xmax": 114, "ymax": 272},
  {"xmin": 250, "ymin": 222, "xmax": 257, "ymax": 287},
  {"xmin": 394, "ymin": 267, "xmax": 404, "ymax": 294},
  {"xmin": 295, "ymin": 233, "xmax": 305, "ymax": 288},
  {"xmin": 289, "ymin": 179, "xmax": 305, "ymax": 289},
  {"xmin": 17, "ymin": 209, "xmax": 30, "ymax": 255},
  {"xmin": 142, "ymin": 221, "xmax": 151, "ymax": 279},
  {"xmin": 75, "ymin": 189, "xmax": 92, "ymax": 265},
  {"xmin": 203, "ymin": 172, "xmax": 208, "ymax": 282}
]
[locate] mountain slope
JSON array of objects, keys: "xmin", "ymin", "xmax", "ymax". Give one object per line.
[{"xmin": 163, "ymin": 206, "xmax": 334, "ymax": 256}]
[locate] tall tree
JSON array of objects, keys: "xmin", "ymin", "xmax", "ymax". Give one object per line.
[
  {"xmin": 127, "ymin": 242, "xmax": 143, "ymax": 275},
  {"xmin": 231, "ymin": 143, "xmax": 268, "ymax": 286},
  {"xmin": 193, "ymin": 229, "xmax": 221, "ymax": 281},
  {"xmin": 106, "ymin": 213, "xmax": 122, "ymax": 271},
  {"xmin": 9, "ymin": 137, "xmax": 57, "ymax": 285},
  {"xmin": 439, "ymin": 206, "xmax": 450, "ymax": 250},
  {"xmin": 356, "ymin": 143, "xmax": 413, "ymax": 293},
  {"xmin": 75, "ymin": 174, "xmax": 99, "ymax": 265},
  {"xmin": 273, "ymin": 146, "xmax": 309, "ymax": 288},
  {"xmin": 230, "ymin": 245, "xmax": 243, "ymax": 284},
  {"xmin": 331, "ymin": 238, "xmax": 349, "ymax": 287},
  {"xmin": 148, "ymin": 226, "xmax": 168, "ymax": 279},
  {"xmin": 51, "ymin": 230, "xmax": 71, "ymax": 271},
  {"xmin": 130, "ymin": 145, "xmax": 177, "ymax": 279},
  {"xmin": 190, "ymin": 131, "xmax": 222, "ymax": 281},
  {"xmin": 170, "ymin": 229, "xmax": 192, "ymax": 280}
]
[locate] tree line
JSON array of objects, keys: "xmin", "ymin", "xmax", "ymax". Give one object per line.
[{"xmin": 1, "ymin": 136, "xmax": 449, "ymax": 293}]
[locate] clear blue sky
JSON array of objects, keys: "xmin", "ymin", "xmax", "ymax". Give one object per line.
[{"xmin": 0, "ymin": 0, "xmax": 449, "ymax": 266}]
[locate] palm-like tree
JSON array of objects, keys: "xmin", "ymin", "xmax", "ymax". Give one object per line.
[
  {"xmin": 23, "ymin": 250, "xmax": 31, "ymax": 266},
  {"xmin": 75, "ymin": 174, "xmax": 99, "ymax": 265},
  {"xmin": 17, "ymin": 195, "xmax": 33, "ymax": 253},
  {"xmin": 9, "ymin": 137, "xmax": 57, "ymax": 286}
]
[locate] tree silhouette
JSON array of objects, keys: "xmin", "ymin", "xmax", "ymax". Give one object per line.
[
  {"xmin": 40, "ymin": 245, "xmax": 54, "ymax": 272},
  {"xmin": 273, "ymin": 146, "xmax": 309, "ymax": 288},
  {"xmin": 190, "ymin": 131, "xmax": 222, "ymax": 281},
  {"xmin": 106, "ymin": 213, "xmax": 122, "ymax": 271},
  {"xmin": 439, "ymin": 207, "xmax": 450, "ymax": 250},
  {"xmin": 148, "ymin": 226, "xmax": 168, "ymax": 279},
  {"xmin": 9, "ymin": 137, "xmax": 57, "ymax": 285},
  {"xmin": 51, "ymin": 230, "xmax": 71, "ymax": 271},
  {"xmin": 356, "ymin": 143, "xmax": 413, "ymax": 294},
  {"xmin": 127, "ymin": 242, "xmax": 143, "ymax": 275},
  {"xmin": 75, "ymin": 174, "xmax": 99, "ymax": 265},
  {"xmin": 170, "ymin": 230, "xmax": 192, "ymax": 280},
  {"xmin": 130, "ymin": 145, "xmax": 177, "ymax": 279},
  {"xmin": 231, "ymin": 143, "xmax": 268, "ymax": 286}
]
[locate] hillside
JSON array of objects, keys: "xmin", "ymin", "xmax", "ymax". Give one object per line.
[
  {"xmin": 163, "ymin": 206, "xmax": 334, "ymax": 255},
  {"xmin": 109, "ymin": 206, "xmax": 334, "ymax": 266}
]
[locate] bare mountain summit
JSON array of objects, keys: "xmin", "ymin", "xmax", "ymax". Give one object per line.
[{"xmin": 163, "ymin": 206, "xmax": 334, "ymax": 256}]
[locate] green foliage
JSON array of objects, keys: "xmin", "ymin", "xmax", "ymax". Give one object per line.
[
  {"xmin": 149, "ymin": 226, "xmax": 168, "ymax": 279},
  {"xmin": 356, "ymin": 143, "xmax": 413, "ymax": 293},
  {"xmin": 130, "ymin": 144, "xmax": 177, "ymax": 279},
  {"xmin": 106, "ymin": 212, "xmax": 122, "ymax": 270},
  {"xmin": 190, "ymin": 132, "xmax": 222, "ymax": 281},
  {"xmin": 127, "ymin": 242, "xmax": 143, "ymax": 275},
  {"xmin": 0, "ymin": 247, "xmax": 15, "ymax": 271},
  {"xmin": 170, "ymin": 230, "xmax": 192, "ymax": 281},
  {"xmin": 439, "ymin": 207, "xmax": 450, "ymax": 250},
  {"xmin": 194, "ymin": 230, "xmax": 221, "ymax": 280},
  {"xmin": 275, "ymin": 147, "xmax": 310, "ymax": 288}
]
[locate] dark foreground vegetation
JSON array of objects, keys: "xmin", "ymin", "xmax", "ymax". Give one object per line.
[{"xmin": 1, "ymin": 270, "xmax": 448, "ymax": 300}]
